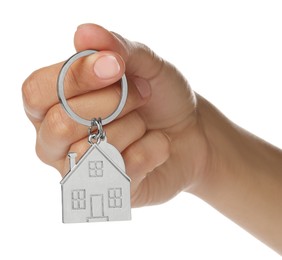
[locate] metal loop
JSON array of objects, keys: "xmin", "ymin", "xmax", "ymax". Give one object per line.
[
  {"xmin": 88, "ymin": 118, "xmax": 106, "ymax": 145},
  {"xmin": 57, "ymin": 50, "xmax": 128, "ymax": 127}
]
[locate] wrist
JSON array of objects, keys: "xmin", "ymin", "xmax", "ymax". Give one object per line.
[
  {"xmin": 188, "ymin": 94, "xmax": 243, "ymax": 195},
  {"xmin": 188, "ymin": 94, "xmax": 282, "ymax": 253}
]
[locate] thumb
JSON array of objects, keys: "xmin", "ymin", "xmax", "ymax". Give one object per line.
[
  {"xmin": 74, "ymin": 24, "xmax": 163, "ymax": 79},
  {"xmin": 74, "ymin": 24, "xmax": 195, "ymax": 129}
]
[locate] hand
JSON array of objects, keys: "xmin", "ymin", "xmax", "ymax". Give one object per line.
[
  {"xmin": 22, "ymin": 24, "xmax": 209, "ymax": 207},
  {"xmin": 22, "ymin": 23, "xmax": 282, "ymax": 253}
]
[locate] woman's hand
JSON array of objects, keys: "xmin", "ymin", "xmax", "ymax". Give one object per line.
[
  {"xmin": 22, "ymin": 24, "xmax": 209, "ymax": 207},
  {"xmin": 22, "ymin": 23, "xmax": 282, "ymax": 253}
]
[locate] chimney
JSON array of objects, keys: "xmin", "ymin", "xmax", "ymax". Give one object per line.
[{"xmin": 68, "ymin": 152, "xmax": 77, "ymax": 170}]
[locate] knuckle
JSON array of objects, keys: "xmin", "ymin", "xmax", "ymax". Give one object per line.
[
  {"xmin": 136, "ymin": 42, "xmax": 158, "ymax": 61},
  {"xmin": 35, "ymin": 139, "xmax": 48, "ymax": 164},
  {"xmin": 154, "ymin": 131, "xmax": 171, "ymax": 154},
  {"xmin": 66, "ymin": 65, "xmax": 81, "ymax": 92},
  {"xmin": 135, "ymin": 41, "xmax": 151, "ymax": 53},
  {"xmin": 22, "ymin": 69, "xmax": 44, "ymax": 112},
  {"xmin": 128, "ymin": 131, "xmax": 170, "ymax": 172},
  {"xmin": 135, "ymin": 42, "xmax": 165, "ymax": 79},
  {"xmin": 131, "ymin": 179, "xmax": 151, "ymax": 207},
  {"xmin": 112, "ymin": 84, "xmax": 121, "ymax": 100},
  {"xmin": 44, "ymin": 105, "xmax": 76, "ymax": 141},
  {"xmin": 35, "ymin": 139, "xmax": 61, "ymax": 168},
  {"xmin": 152, "ymin": 131, "xmax": 171, "ymax": 165},
  {"xmin": 129, "ymin": 112, "xmax": 147, "ymax": 136},
  {"xmin": 130, "ymin": 145, "xmax": 148, "ymax": 169}
]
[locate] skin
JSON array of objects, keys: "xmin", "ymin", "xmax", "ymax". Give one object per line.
[{"xmin": 22, "ymin": 24, "xmax": 282, "ymax": 254}]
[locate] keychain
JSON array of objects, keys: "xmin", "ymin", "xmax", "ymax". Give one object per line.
[{"xmin": 57, "ymin": 50, "xmax": 131, "ymax": 223}]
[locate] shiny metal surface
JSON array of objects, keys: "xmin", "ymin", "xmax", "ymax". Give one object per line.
[{"xmin": 61, "ymin": 140, "xmax": 131, "ymax": 223}]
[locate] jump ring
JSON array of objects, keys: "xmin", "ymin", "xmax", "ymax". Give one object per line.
[{"xmin": 88, "ymin": 118, "xmax": 106, "ymax": 145}]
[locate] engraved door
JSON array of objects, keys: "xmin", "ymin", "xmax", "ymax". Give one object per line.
[
  {"xmin": 91, "ymin": 195, "xmax": 104, "ymax": 217},
  {"xmin": 87, "ymin": 194, "xmax": 109, "ymax": 222},
  {"xmin": 88, "ymin": 195, "xmax": 109, "ymax": 222}
]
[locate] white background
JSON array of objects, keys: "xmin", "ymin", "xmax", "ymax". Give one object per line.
[{"xmin": 0, "ymin": 0, "xmax": 281, "ymax": 259}]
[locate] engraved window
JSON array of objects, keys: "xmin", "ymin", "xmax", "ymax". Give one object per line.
[
  {"xmin": 89, "ymin": 161, "xmax": 103, "ymax": 177},
  {"xmin": 108, "ymin": 188, "xmax": 122, "ymax": 208},
  {"xmin": 72, "ymin": 189, "xmax": 86, "ymax": 210}
]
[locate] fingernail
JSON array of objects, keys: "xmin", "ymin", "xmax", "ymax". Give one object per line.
[
  {"xmin": 93, "ymin": 55, "xmax": 121, "ymax": 79},
  {"xmin": 77, "ymin": 23, "xmax": 92, "ymax": 30},
  {"xmin": 134, "ymin": 77, "xmax": 151, "ymax": 99}
]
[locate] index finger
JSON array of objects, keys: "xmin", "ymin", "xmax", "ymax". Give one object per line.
[{"xmin": 22, "ymin": 50, "xmax": 125, "ymax": 123}]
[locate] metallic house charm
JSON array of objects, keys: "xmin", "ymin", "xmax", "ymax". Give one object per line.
[
  {"xmin": 60, "ymin": 141, "xmax": 131, "ymax": 223},
  {"xmin": 57, "ymin": 50, "xmax": 130, "ymax": 223}
]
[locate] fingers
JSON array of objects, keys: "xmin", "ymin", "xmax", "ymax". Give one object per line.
[
  {"xmin": 131, "ymin": 166, "xmax": 182, "ymax": 208},
  {"xmin": 121, "ymin": 130, "xmax": 171, "ymax": 205},
  {"xmin": 35, "ymin": 79, "xmax": 148, "ymax": 166},
  {"xmin": 22, "ymin": 51, "xmax": 125, "ymax": 123},
  {"xmin": 37, "ymin": 110, "xmax": 147, "ymax": 172}
]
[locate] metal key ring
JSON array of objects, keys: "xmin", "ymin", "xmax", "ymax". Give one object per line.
[{"xmin": 57, "ymin": 50, "xmax": 128, "ymax": 127}]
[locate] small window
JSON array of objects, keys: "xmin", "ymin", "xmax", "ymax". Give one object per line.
[
  {"xmin": 72, "ymin": 189, "xmax": 86, "ymax": 210},
  {"xmin": 89, "ymin": 161, "xmax": 103, "ymax": 177},
  {"xmin": 108, "ymin": 188, "xmax": 122, "ymax": 208}
]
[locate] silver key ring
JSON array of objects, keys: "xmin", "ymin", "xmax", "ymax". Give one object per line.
[{"xmin": 57, "ymin": 50, "xmax": 128, "ymax": 127}]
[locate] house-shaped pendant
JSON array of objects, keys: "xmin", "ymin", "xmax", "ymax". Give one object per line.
[{"xmin": 60, "ymin": 141, "xmax": 131, "ymax": 223}]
